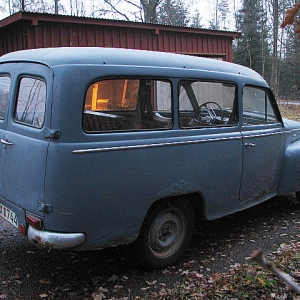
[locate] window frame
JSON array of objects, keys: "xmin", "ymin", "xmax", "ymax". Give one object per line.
[
  {"xmin": 178, "ymin": 79, "xmax": 239, "ymax": 129},
  {"xmin": 0, "ymin": 74, "xmax": 11, "ymax": 121},
  {"xmin": 83, "ymin": 77, "xmax": 173, "ymax": 133},
  {"xmin": 242, "ymin": 85, "xmax": 282, "ymax": 127},
  {"xmin": 13, "ymin": 76, "xmax": 47, "ymax": 129}
]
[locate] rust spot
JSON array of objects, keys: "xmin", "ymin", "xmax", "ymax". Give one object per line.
[{"xmin": 31, "ymin": 235, "xmax": 54, "ymax": 248}]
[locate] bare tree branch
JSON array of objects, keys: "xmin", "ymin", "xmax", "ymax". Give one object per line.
[
  {"xmin": 251, "ymin": 250, "xmax": 300, "ymax": 294},
  {"xmin": 124, "ymin": 0, "xmax": 141, "ymax": 10},
  {"xmin": 104, "ymin": 0, "xmax": 130, "ymax": 20}
]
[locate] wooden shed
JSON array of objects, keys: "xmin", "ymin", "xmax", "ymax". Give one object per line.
[{"xmin": 0, "ymin": 12, "xmax": 240, "ymax": 61}]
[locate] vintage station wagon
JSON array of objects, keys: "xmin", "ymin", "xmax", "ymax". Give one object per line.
[{"xmin": 0, "ymin": 47, "xmax": 300, "ymax": 269}]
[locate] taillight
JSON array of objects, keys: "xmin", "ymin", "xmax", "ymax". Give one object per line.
[
  {"xmin": 26, "ymin": 215, "xmax": 42, "ymax": 229},
  {"xmin": 19, "ymin": 223, "xmax": 26, "ymax": 235}
]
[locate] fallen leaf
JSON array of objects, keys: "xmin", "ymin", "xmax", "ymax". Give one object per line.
[
  {"xmin": 39, "ymin": 279, "xmax": 51, "ymax": 284},
  {"xmin": 93, "ymin": 293, "xmax": 105, "ymax": 300},
  {"xmin": 113, "ymin": 285, "xmax": 123, "ymax": 289},
  {"xmin": 39, "ymin": 294, "xmax": 48, "ymax": 299},
  {"xmin": 108, "ymin": 274, "xmax": 118, "ymax": 282},
  {"xmin": 146, "ymin": 280, "xmax": 157, "ymax": 285}
]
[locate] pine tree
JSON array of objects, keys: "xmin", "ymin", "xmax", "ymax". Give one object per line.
[
  {"xmin": 190, "ymin": 9, "xmax": 204, "ymax": 28},
  {"xmin": 218, "ymin": 0, "xmax": 230, "ymax": 30},
  {"xmin": 156, "ymin": 0, "xmax": 189, "ymax": 26},
  {"xmin": 234, "ymin": 0, "xmax": 271, "ymax": 82},
  {"xmin": 279, "ymin": 26, "xmax": 300, "ymax": 100}
]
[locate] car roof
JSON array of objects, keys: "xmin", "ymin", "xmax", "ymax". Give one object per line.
[{"xmin": 0, "ymin": 47, "xmax": 262, "ymax": 79}]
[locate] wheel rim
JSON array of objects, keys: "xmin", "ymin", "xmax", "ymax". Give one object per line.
[{"xmin": 148, "ymin": 208, "xmax": 186, "ymax": 259}]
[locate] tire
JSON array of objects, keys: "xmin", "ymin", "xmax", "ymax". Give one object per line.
[{"xmin": 134, "ymin": 199, "xmax": 194, "ymax": 270}]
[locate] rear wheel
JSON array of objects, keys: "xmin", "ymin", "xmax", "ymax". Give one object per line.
[{"xmin": 134, "ymin": 199, "xmax": 194, "ymax": 270}]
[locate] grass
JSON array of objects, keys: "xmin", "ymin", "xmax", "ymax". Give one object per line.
[{"xmin": 278, "ymin": 101, "xmax": 300, "ymax": 121}]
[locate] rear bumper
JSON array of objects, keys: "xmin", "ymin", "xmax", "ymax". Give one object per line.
[{"xmin": 28, "ymin": 225, "xmax": 86, "ymax": 249}]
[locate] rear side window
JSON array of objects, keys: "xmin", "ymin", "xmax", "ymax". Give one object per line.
[
  {"xmin": 14, "ymin": 77, "xmax": 46, "ymax": 128},
  {"xmin": 0, "ymin": 76, "xmax": 11, "ymax": 120},
  {"xmin": 83, "ymin": 78, "xmax": 172, "ymax": 132}
]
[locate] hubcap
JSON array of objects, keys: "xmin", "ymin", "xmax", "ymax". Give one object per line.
[{"xmin": 148, "ymin": 209, "xmax": 186, "ymax": 259}]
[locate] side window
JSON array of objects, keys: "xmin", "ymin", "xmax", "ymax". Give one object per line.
[
  {"xmin": 83, "ymin": 78, "xmax": 172, "ymax": 132},
  {"xmin": 0, "ymin": 76, "xmax": 11, "ymax": 120},
  {"xmin": 14, "ymin": 77, "xmax": 46, "ymax": 129},
  {"xmin": 179, "ymin": 81, "xmax": 237, "ymax": 128},
  {"xmin": 243, "ymin": 86, "xmax": 280, "ymax": 125}
]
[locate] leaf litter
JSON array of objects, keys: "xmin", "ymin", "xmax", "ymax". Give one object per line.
[
  {"xmin": 2, "ymin": 196, "xmax": 300, "ymax": 299},
  {"xmin": 89, "ymin": 239, "xmax": 300, "ymax": 300}
]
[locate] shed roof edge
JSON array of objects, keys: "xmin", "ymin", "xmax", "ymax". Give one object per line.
[{"xmin": 0, "ymin": 11, "xmax": 241, "ymax": 39}]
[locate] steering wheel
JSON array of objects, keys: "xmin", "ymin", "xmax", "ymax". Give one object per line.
[{"xmin": 194, "ymin": 101, "xmax": 223, "ymax": 124}]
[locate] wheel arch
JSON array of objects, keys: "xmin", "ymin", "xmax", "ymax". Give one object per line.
[
  {"xmin": 140, "ymin": 192, "xmax": 206, "ymax": 234},
  {"xmin": 133, "ymin": 193, "xmax": 204, "ymax": 269}
]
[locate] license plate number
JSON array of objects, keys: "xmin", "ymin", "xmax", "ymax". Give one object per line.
[{"xmin": 0, "ymin": 203, "xmax": 18, "ymax": 228}]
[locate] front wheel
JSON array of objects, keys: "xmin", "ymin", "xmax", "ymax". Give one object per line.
[{"xmin": 134, "ymin": 199, "xmax": 194, "ymax": 270}]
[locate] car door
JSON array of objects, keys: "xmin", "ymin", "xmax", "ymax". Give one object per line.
[
  {"xmin": 0, "ymin": 74, "xmax": 12, "ymax": 193},
  {"xmin": 0, "ymin": 63, "xmax": 51, "ymax": 215},
  {"xmin": 240, "ymin": 85, "xmax": 284, "ymax": 202}
]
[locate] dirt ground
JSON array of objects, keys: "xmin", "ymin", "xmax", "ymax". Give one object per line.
[{"xmin": 1, "ymin": 195, "xmax": 300, "ymax": 299}]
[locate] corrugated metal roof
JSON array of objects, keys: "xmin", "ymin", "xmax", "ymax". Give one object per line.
[
  {"xmin": 0, "ymin": 11, "xmax": 240, "ymax": 38},
  {"xmin": 0, "ymin": 12, "xmax": 240, "ymax": 61}
]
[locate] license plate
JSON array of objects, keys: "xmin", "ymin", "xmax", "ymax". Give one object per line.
[{"xmin": 0, "ymin": 203, "xmax": 18, "ymax": 228}]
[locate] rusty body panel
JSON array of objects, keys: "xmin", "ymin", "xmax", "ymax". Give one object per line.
[{"xmin": 0, "ymin": 12, "xmax": 239, "ymax": 61}]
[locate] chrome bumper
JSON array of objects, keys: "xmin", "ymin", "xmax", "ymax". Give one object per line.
[{"xmin": 28, "ymin": 226, "xmax": 85, "ymax": 249}]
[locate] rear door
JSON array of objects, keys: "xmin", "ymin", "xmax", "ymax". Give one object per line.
[
  {"xmin": 0, "ymin": 63, "xmax": 51, "ymax": 215},
  {"xmin": 0, "ymin": 75, "xmax": 12, "ymax": 193}
]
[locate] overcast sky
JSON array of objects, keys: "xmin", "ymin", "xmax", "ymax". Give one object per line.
[{"xmin": 0, "ymin": 0, "xmax": 241, "ymax": 31}]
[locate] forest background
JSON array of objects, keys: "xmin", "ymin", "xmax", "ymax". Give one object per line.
[{"xmin": 0, "ymin": 0, "xmax": 299, "ymax": 100}]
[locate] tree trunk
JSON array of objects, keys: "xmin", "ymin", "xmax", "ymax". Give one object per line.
[
  {"xmin": 271, "ymin": 0, "xmax": 279, "ymax": 96},
  {"xmin": 140, "ymin": 0, "xmax": 160, "ymax": 23}
]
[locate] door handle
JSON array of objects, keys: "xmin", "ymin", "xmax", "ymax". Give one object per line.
[
  {"xmin": 1, "ymin": 138, "xmax": 13, "ymax": 147},
  {"xmin": 245, "ymin": 142, "xmax": 256, "ymax": 147}
]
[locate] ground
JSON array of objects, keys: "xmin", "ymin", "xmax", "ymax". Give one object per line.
[{"xmin": 1, "ymin": 195, "xmax": 300, "ymax": 299}]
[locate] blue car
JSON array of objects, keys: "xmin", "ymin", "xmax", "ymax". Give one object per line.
[{"xmin": 0, "ymin": 47, "xmax": 299, "ymax": 269}]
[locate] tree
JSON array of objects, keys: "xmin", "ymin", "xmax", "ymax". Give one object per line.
[
  {"xmin": 141, "ymin": 0, "xmax": 161, "ymax": 22},
  {"xmin": 234, "ymin": 0, "xmax": 271, "ymax": 81},
  {"xmin": 69, "ymin": 0, "xmax": 86, "ymax": 16},
  {"xmin": 3, "ymin": 0, "xmax": 62, "ymax": 15},
  {"xmin": 218, "ymin": 0, "xmax": 230, "ymax": 30},
  {"xmin": 190, "ymin": 9, "xmax": 204, "ymax": 28},
  {"xmin": 156, "ymin": 0, "xmax": 189, "ymax": 26},
  {"xmin": 279, "ymin": 21, "xmax": 300, "ymax": 99},
  {"xmin": 98, "ymin": 0, "xmax": 161, "ymax": 22}
]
